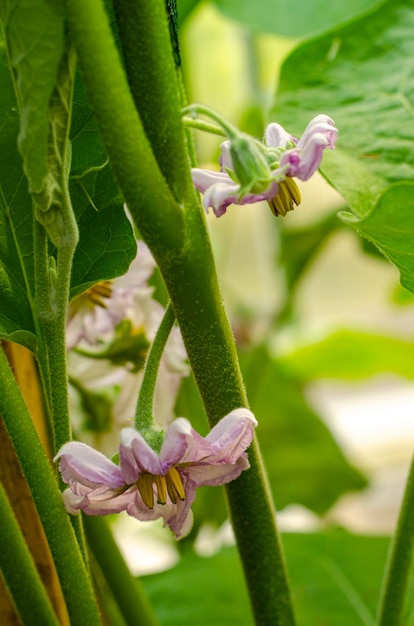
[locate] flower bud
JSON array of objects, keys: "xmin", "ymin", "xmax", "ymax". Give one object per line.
[{"xmin": 229, "ymin": 135, "xmax": 274, "ymax": 198}]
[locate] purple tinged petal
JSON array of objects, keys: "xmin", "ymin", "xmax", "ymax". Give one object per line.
[
  {"xmin": 191, "ymin": 168, "xmax": 234, "ymax": 193},
  {"xmin": 119, "ymin": 428, "xmax": 163, "ymax": 483},
  {"xmin": 205, "ymin": 408, "xmax": 257, "ymax": 463},
  {"xmin": 54, "ymin": 442, "xmax": 125, "ymax": 489},
  {"xmin": 297, "ymin": 114, "xmax": 337, "ymax": 151},
  {"xmin": 265, "ymin": 123, "xmax": 297, "ymax": 148},
  {"xmin": 219, "ymin": 140, "xmax": 233, "ymax": 170},
  {"xmin": 279, "ymin": 114, "xmax": 338, "ymax": 181},
  {"xmin": 184, "ymin": 455, "xmax": 250, "ymax": 488},
  {"xmin": 159, "ymin": 418, "xmax": 193, "ymax": 467}
]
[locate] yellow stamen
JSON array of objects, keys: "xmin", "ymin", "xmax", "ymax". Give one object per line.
[
  {"xmin": 136, "ymin": 468, "xmax": 186, "ymax": 508},
  {"xmin": 87, "ymin": 280, "xmax": 113, "ymax": 308},
  {"xmin": 137, "ymin": 474, "xmax": 155, "ymax": 509},
  {"xmin": 269, "ymin": 178, "xmax": 301, "ymax": 217},
  {"xmin": 154, "ymin": 475, "xmax": 167, "ymax": 505},
  {"xmin": 69, "ymin": 280, "xmax": 113, "ymax": 317},
  {"xmin": 166, "ymin": 467, "xmax": 185, "ymax": 504}
]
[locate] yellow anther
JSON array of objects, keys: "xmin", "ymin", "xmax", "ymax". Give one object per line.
[
  {"xmin": 137, "ymin": 474, "xmax": 155, "ymax": 509},
  {"xmin": 87, "ymin": 280, "xmax": 113, "ymax": 308},
  {"xmin": 166, "ymin": 467, "xmax": 185, "ymax": 504},
  {"xmin": 284, "ymin": 177, "xmax": 301, "ymax": 206},
  {"xmin": 154, "ymin": 475, "xmax": 167, "ymax": 505},
  {"xmin": 269, "ymin": 178, "xmax": 301, "ymax": 217}
]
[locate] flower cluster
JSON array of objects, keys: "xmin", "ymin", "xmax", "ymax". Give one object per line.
[
  {"xmin": 191, "ymin": 114, "xmax": 337, "ymax": 217},
  {"xmin": 55, "ymin": 408, "xmax": 257, "ymax": 539}
]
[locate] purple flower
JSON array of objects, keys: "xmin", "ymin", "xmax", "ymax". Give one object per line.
[
  {"xmin": 55, "ymin": 408, "xmax": 257, "ymax": 539},
  {"xmin": 192, "ymin": 114, "xmax": 337, "ymax": 217}
]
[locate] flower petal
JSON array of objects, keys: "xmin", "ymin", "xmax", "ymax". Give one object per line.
[
  {"xmin": 281, "ymin": 114, "xmax": 338, "ymax": 181},
  {"xmin": 265, "ymin": 123, "xmax": 297, "ymax": 149},
  {"xmin": 159, "ymin": 418, "xmax": 195, "ymax": 467},
  {"xmin": 205, "ymin": 408, "xmax": 257, "ymax": 463},
  {"xmin": 119, "ymin": 428, "xmax": 163, "ymax": 483},
  {"xmin": 219, "ymin": 140, "xmax": 233, "ymax": 170},
  {"xmin": 55, "ymin": 442, "xmax": 125, "ymax": 489},
  {"xmin": 182, "ymin": 455, "xmax": 250, "ymax": 488}
]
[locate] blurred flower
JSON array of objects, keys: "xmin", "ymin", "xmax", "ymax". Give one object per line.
[
  {"xmin": 66, "ymin": 242, "xmax": 156, "ymax": 350},
  {"xmin": 55, "ymin": 408, "xmax": 257, "ymax": 539},
  {"xmin": 192, "ymin": 114, "xmax": 337, "ymax": 217}
]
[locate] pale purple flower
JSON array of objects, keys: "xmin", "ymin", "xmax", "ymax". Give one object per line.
[
  {"xmin": 55, "ymin": 408, "xmax": 257, "ymax": 539},
  {"xmin": 192, "ymin": 114, "xmax": 337, "ymax": 217}
]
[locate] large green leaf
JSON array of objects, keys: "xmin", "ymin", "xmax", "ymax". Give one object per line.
[
  {"xmin": 0, "ymin": 38, "xmax": 37, "ymax": 351},
  {"xmin": 142, "ymin": 530, "xmax": 414, "ymax": 625},
  {"xmin": 213, "ymin": 0, "xmax": 385, "ymax": 38},
  {"xmin": 0, "ymin": 0, "xmax": 65, "ymax": 193},
  {"xmin": 342, "ymin": 183, "xmax": 414, "ymax": 293},
  {"xmin": 0, "ymin": 42, "xmax": 136, "ymax": 349},
  {"xmin": 278, "ymin": 328, "xmax": 414, "ymax": 382},
  {"xmin": 272, "ymin": 0, "xmax": 414, "ymax": 292},
  {"xmin": 241, "ymin": 347, "xmax": 367, "ymax": 514}
]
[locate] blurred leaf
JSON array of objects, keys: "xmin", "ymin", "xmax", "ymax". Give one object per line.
[
  {"xmin": 213, "ymin": 0, "xmax": 385, "ymax": 38},
  {"xmin": 278, "ymin": 328, "xmax": 414, "ymax": 381},
  {"xmin": 177, "ymin": 0, "xmax": 202, "ymax": 26},
  {"xmin": 0, "ymin": 0, "xmax": 64, "ymax": 193},
  {"xmin": 240, "ymin": 346, "xmax": 367, "ymax": 514},
  {"xmin": 142, "ymin": 543, "xmax": 253, "ymax": 626},
  {"xmin": 142, "ymin": 530, "xmax": 414, "ymax": 626},
  {"xmin": 273, "ymin": 0, "xmax": 414, "ymax": 292},
  {"xmin": 280, "ymin": 211, "xmax": 340, "ymax": 293}
]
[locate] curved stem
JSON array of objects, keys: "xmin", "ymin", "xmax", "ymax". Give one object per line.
[
  {"xmin": 181, "ymin": 103, "xmax": 240, "ymax": 139},
  {"xmin": 135, "ymin": 302, "xmax": 175, "ymax": 433},
  {"xmin": 376, "ymin": 451, "xmax": 414, "ymax": 626},
  {"xmin": 182, "ymin": 116, "xmax": 227, "ymax": 138}
]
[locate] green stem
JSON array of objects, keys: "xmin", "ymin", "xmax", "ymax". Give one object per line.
[
  {"xmin": 181, "ymin": 103, "xmax": 240, "ymax": 139},
  {"xmin": 64, "ymin": 2, "xmax": 295, "ymax": 624},
  {"xmin": 182, "ymin": 116, "xmax": 227, "ymax": 137},
  {"xmin": 112, "ymin": 0, "xmax": 191, "ymax": 203},
  {"xmin": 83, "ymin": 516, "xmax": 160, "ymax": 626},
  {"xmin": 64, "ymin": 0, "xmax": 184, "ymax": 254},
  {"xmin": 376, "ymin": 451, "xmax": 414, "ymax": 626},
  {"xmin": 0, "ymin": 346, "xmax": 102, "ymax": 626},
  {"xmin": 0, "ymin": 484, "xmax": 60, "ymax": 626},
  {"xmin": 135, "ymin": 302, "xmax": 175, "ymax": 433}
]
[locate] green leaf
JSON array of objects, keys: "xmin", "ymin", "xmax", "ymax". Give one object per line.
[
  {"xmin": 142, "ymin": 530, "xmax": 414, "ymax": 626},
  {"xmin": 212, "ymin": 0, "xmax": 385, "ymax": 38},
  {"xmin": 0, "ymin": 0, "xmax": 65, "ymax": 193},
  {"xmin": 241, "ymin": 346, "xmax": 367, "ymax": 514},
  {"xmin": 69, "ymin": 168, "xmax": 137, "ymax": 300},
  {"xmin": 278, "ymin": 328, "xmax": 414, "ymax": 382},
  {"xmin": 273, "ymin": 0, "xmax": 414, "ymax": 209},
  {"xmin": 272, "ymin": 0, "xmax": 414, "ymax": 291},
  {"xmin": 341, "ymin": 183, "xmax": 414, "ymax": 293},
  {"xmin": 0, "ymin": 41, "xmax": 37, "ymax": 350},
  {"xmin": 0, "ymin": 39, "xmax": 136, "ymax": 349}
]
